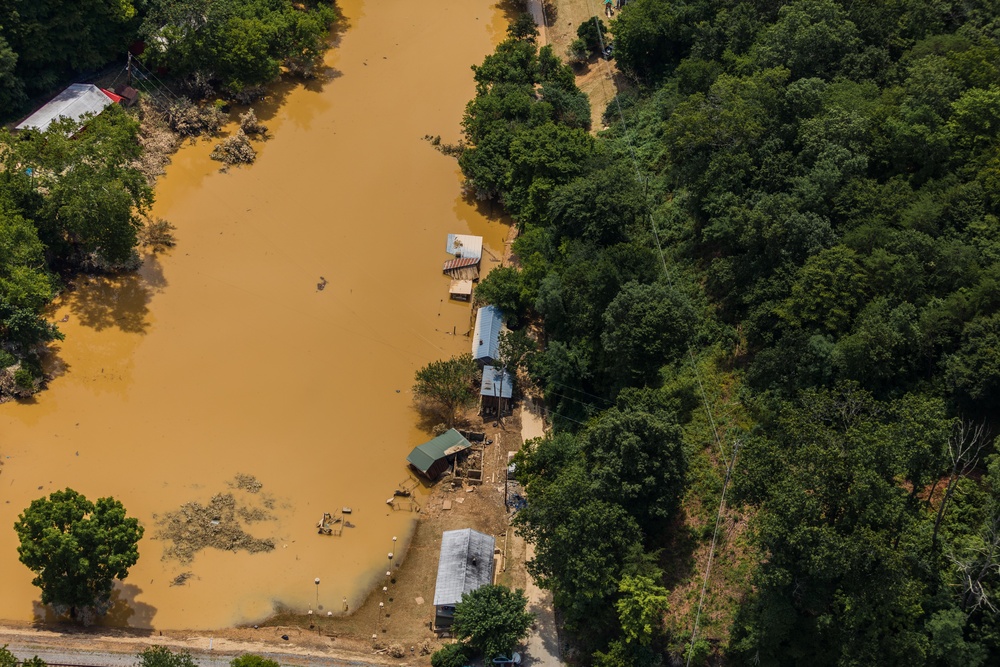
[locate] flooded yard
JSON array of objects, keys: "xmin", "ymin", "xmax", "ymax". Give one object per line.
[{"xmin": 0, "ymin": 0, "xmax": 509, "ymax": 630}]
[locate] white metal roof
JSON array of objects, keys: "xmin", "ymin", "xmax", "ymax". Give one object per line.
[
  {"xmin": 16, "ymin": 84, "xmax": 116, "ymax": 132},
  {"xmin": 481, "ymin": 365, "xmax": 513, "ymax": 398},
  {"xmin": 433, "ymin": 528, "xmax": 496, "ymax": 607},
  {"xmin": 472, "ymin": 305, "xmax": 504, "ymax": 363},
  {"xmin": 446, "ymin": 234, "xmax": 483, "ymax": 260},
  {"xmin": 450, "ymin": 279, "xmax": 474, "ymax": 295}
]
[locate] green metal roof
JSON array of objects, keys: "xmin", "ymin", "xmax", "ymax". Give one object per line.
[{"xmin": 406, "ymin": 429, "xmax": 472, "ymax": 473}]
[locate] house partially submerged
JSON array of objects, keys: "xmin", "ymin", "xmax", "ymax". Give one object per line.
[
  {"xmin": 406, "ymin": 429, "xmax": 472, "ymax": 480},
  {"xmin": 480, "ymin": 365, "xmax": 513, "ymax": 414},
  {"xmin": 443, "ymin": 234, "xmax": 484, "ymax": 282},
  {"xmin": 16, "ymin": 83, "xmax": 122, "ymax": 133},
  {"xmin": 472, "ymin": 305, "xmax": 504, "ymax": 366},
  {"xmin": 449, "ymin": 279, "xmax": 473, "ymax": 301},
  {"xmin": 446, "ymin": 234, "xmax": 483, "ymax": 261},
  {"xmin": 433, "ymin": 528, "xmax": 496, "ymax": 627}
]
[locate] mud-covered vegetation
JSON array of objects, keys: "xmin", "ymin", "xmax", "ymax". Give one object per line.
[
  {"xmin": 462, "ymin": 3, "xmax": 1000, "ymax": 665},
  {"xmin": 154, "ymin": 476, "xmax": 277, "ymax": 564},
  {"xmin": 211, "ymin": 129, "xmax": 257, "ymax": 168}
]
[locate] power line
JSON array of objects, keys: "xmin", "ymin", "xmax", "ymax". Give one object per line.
[
  {"xmin": 545, "ymin": 377, "xmax": 614, "ymax": 405},
  {"xmin": 576, "ymin": 4, "xmax": 739, "ymax": 662}
]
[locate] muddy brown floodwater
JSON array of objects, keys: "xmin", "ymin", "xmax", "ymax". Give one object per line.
[{"xmin": 0, "ymin": 0, "xmax": 510, "ymax": 630}]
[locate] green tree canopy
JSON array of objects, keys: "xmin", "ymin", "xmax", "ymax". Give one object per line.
[
  {"xmin": 136, "ymin": 646, "xmax": 198, "ymax": 667},
  {"xmin": 452, "ymin": 584, "xmax": 534, "ymax": 659},
  {"xmin": 140, "ymin": 0, "xmax": 337, "ymax": 95},
  {"xmin": 15, "ymin": 488, "xmax": 144, "ymax": 618},
  {"xmin": 615, "ymin": 574, "xmax": 669, "ymax": 646},
  {"xmin": 581, "ymin": 408, "xmax": 686, "ymax": 533},
  {"xmin": 230, "ymin": 655, "xmax": 279, "ymax": 667},
  {"xmin": 412, "ymin": 354, "xmax": 479, "ymax": 427}
]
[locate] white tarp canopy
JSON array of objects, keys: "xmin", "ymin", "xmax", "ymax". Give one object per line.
[{"xmin": 16, "ymin": 84, "xmax": 116, "ymax": 133}]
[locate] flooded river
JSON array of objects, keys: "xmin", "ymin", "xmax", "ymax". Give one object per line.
[{"xmin": 0, "ymin": 0, "xmax": 509, "ymax": 629}]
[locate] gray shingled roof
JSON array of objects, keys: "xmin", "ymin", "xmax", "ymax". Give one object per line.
[{"xmin": 433, "ymin": 528, "xmax": 496, "ymax": 607}]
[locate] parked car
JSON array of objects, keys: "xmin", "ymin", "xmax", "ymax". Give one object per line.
[{"xmin": 492, "ymin": 654, "xmax": 522, "ymax": 665}]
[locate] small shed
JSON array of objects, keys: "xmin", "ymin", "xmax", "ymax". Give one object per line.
[
  {"xmin": 433, "ymin": 528, "xmax": 496, "ymax": 627},
  {"xmin": 114, "ymin": 85, "xmax": 140, "ymax": 107},
  {"xmin": 449, "ymin": 279, "xmax": 474, "ymax": 301},
  {"xmin": 480, "ymin": 365, "xmax": 513, "ymax": 414},
  {"xmin": 472, "ymin": 305, "xmax": 504, "ymax": 366},
  {"xmin": 406, "ymin": 429, "xmax": 472, "ymax": 480},
  {"xmin": 446, "ymin": 234, "xmax": 483, "ymax": 261},
  {"xmin": 16, "ymin": 83, "xmax": 121, "ymax": 133}
]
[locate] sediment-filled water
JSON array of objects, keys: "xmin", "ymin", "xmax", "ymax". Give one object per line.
[{"xmin": 0, "ymin": 0, "xmax": 508, "ymax": 629}]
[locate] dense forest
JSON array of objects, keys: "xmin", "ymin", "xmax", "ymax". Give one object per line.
[
  {"xmin": 0, "ymin": 0, "xmax": 336, "ymax": 114},
  {"xmin": 465, "ymin": 1, "xmax": 1000, "ymax": 665},
  {"xmin": 0, "ymin": 0, "xmax": 336, "ymax": 397}
]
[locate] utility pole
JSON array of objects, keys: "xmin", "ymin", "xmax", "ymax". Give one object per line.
[
  {"xmin": 496, "ymin": 365, "xmax": 505, "ymax": 428},
  {"xmin": 126, "ymin": 51, "xmax": 133, "ymax": 87}
]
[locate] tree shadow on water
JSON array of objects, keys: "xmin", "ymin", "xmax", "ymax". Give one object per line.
[
  {"xmin": 98, "ymin": 584, "xmax": 158, "ymax": 629},
  {"xmin": 31, "ymin": 583, "xmax": 157, "ymax": 630},
  {"xmin": 66, "ymin": 254, "xmax": 168, "ymax": 334},
  {"xmin": 457, "ymin": 189, "xmax": 515, "ymax": 226}
]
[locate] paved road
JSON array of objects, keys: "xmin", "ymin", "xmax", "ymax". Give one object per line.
[
  {"xmin": 0, "ymin": 631, "xmax": 382, "ymax": 667},
  {"xmin": 518, "ymin": 399, "xmax": 561, "ymax": 666},
  {"xmin": 527, "ymin": 0, "xmax": 549, "ymax": 45}
]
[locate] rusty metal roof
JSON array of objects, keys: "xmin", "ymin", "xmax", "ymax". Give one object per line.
[{"xmin": 443, "ymin": 256, "xmax": 480, "ymax": 272}]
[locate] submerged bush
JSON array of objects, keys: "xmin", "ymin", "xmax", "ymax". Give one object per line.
[
  {"xmin": 210, "ymin": 130, "xmax": 257, "ymax": 167},
  {"xmin": 168, "ymin": 98, "xmax": 226, "ymax": 137},
  {"xmin": 139, "ymin": 217, "xmax": 176, "ymax": 249},
  {"xmin": 238, "ymin": 108, "xmax": 268, "ymax": 138}
]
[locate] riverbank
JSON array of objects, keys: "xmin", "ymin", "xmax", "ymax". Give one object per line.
[
  {"xmin": 0, "ymin": 400, "xmax": 533, "ymax": 667},
  {"xmin": 0, "ymin": 0, "xmax": 511, "ymax": 631}
]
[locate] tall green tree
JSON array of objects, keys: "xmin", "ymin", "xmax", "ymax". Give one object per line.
[
  {"xmin": 140, "ymin": 0, "xmax": 337, "ymax": 95},
  {"xmin": 615, "ymin": 574, "xmax": 669, "ymax": 646},
  {"xmin": 0, "ymin": 0, "xmax": 138, "ymax": 97},
  {"xmin": 452, "ymin": 585, "xmax": 534, "ymax": 659},
  {"xmin": 732, "ymin": 384, "xmax": 952, "ymax": 665},
  {"xmin": 2, "ymin": 105, "xmax": 152, "ymax": 268},
  {"xmin": 14, "ymin": 488, "xmax": 144, "ymax": 618},
  {"xmin": 581, "ymin": 408, "xmax": 686, "ymax": 533},
  {"xmin": 412, "ymin": 354, "xmax": 479, "ymax": 427}
]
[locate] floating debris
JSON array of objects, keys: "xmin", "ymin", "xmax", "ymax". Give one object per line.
[
  {"xmin": 155, "ymin": 492, "xmax": 276, "ymax": 564},
  {"xmin": 231, "ymin": 473, "xmax": 263, "ymax": 494},
  {"xmin": 170, "ymin": 572, "xmax": 194, "ymax": 587}
]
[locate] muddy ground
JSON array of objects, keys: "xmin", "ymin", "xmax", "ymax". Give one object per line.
[{"xmin": 266, "ymin": 404, "xmax": 529, "ymax": 662}]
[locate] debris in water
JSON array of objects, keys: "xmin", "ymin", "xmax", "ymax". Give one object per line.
[
  {"xmin": 317, "ymin": 277, "xmax": 328, "ymax": 291},
  {"xmin": 155, "ymin": 492, "xmax": 276, "ymax": 564},
  {"xmin": 230, "ymin": 473, "xmax": 263, "ymax": 494},
  {"xmin": 170, "ymin": 572, "xmax": 194, "ymax": 587}
]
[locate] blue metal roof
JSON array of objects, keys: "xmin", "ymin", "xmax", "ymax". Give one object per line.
[
  {"xmin": 480, "ymin": 365, "xmax": 513, "ymax": 398},
  {"xmin": 472, "ymin": 305, "xmax": 503, "ymax": 363}
]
